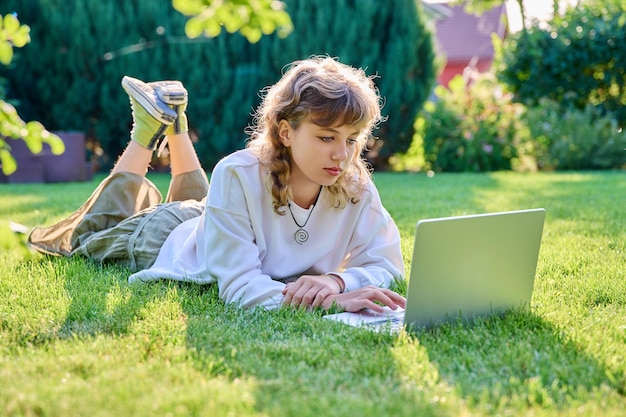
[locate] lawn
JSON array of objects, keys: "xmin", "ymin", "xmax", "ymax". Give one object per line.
[{"xmin": 1, "ymin": 170, "xmax": 624, "ymax": 416}]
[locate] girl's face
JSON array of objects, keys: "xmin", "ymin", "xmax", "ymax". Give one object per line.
[{"xmin": 278, "ymin": 119, "xmax": 360, "ymax": 202}]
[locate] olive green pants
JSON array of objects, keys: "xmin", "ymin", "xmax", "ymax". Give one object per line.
[{"xmin": 28, "ymin": 170, "xmax": 209, "ymax": 270}]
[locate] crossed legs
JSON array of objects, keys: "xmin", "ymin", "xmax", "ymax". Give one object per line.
[
  {"xmin": 112, "ymin": 77, "xmax": 204, "ymax": 178},
  {"xmin": 111, "ymin": 132, "xmax": 202, "ymax": 177},
  {"xmin": 27, "ymin": 76, "xmax": 208, "ymax": 257}
]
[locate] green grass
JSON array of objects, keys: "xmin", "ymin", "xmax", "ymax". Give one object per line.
[{"xmin": 1, "ymin": 170, "xmax": 624, "ymax": 416}]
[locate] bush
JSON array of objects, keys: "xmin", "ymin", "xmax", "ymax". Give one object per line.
[
  {"xmin": 402, "ymin": 73, "xmax": 526, "ymax": 172},
  {"xmin": 496, "ymin": 0, "xmax": 626, "ymax": 128},
  {"xmin": 524, "ymin": 99, "xmax": 626, "ymax": 170}
]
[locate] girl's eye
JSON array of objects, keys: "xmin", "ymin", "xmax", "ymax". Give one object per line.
[
  {"xmin": 320, "ymin": 136, "xmax": 334, "ymax": 142},
  {"xmin": 347, "ymin": 138, "xmax": 357, "ymax": 145}
]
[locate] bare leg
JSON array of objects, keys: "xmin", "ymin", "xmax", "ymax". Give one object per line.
[
  {"xmin": 111, "ymin": 141, "xmax": 154, "ymax": 176},
  {"xmin": 167, "ymin": 132, "xmax": 203, "ymax": 176}
]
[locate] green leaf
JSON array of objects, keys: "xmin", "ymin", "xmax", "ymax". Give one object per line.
[
  {"xmin": 448, "ymin": 75, "xmax": 466, "ymax": 93},
  {"xmin": 11, "ymin": 25, "xmax": 31, "ymax": 48},
  {"xmin": 218, "ymin": 6, "xmax": 246, "ymax": 33},
  {"xmin": 173, "ymin": 0, "xmax": 292, "ymax": 43},
  {"xmin": 203, "ymin": 18, "xmax": 223, "ymax": 38},
  {"xmin": 259, "ymin": 17, "xmax": 275, "ymax": 35},
  {"xmin": 184, "ymin": 16, "xmax": 206, "ymax": 38},
  {"xmin": 0, "ymin": 100, "xmax": 29, "ymax": 139},
  {"xmin": 240, "ymin": 26, "xmax": 262, "ymax": 43},
  {"xmin": 0, "ymin": 13, "xmax": 30, "ymax": 65},
  {"xmin": 0, "ymin": 148, "xmax": 17, "ymax": 175},
  {"xmin": 3, "ymin": 14, "xmax": 20, "ymax": 34},
  {"xmin": 42, "ymin": 131, "xmax": 66, "ymax": 155},
  {"xmin": 0, "ymin": 41, "xmax": 13, "ymax": 65},
  {"xmin": 424, "ymin": 101, "xmax": 436, "ymax": 113},
  {"xmin": 21, "ymin": 138, "xmax": 40, "ymax": 154},
  {"xmin": 172, "ymin": 0, "xmax": 207, "ymax": 16}
]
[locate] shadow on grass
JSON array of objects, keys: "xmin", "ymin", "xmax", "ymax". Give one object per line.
[
  {"xmin": 414, "ymin": 310, "xmax": 625, "ymax": 410},
  {"xmin": 35, "ymin": 261, "xmax": 446, "ymax": 416},
  {"xmin": 7, "ymin": 250, "xmax": 624, "ymax": 416},
  {"xmin": 182, "ymin": 300, "xmax": 451, "ymax": 417}
]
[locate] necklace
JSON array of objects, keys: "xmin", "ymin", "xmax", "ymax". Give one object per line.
[{"xmin": 287, "ymin": 189, "xmax": 321, "ymax": 245}]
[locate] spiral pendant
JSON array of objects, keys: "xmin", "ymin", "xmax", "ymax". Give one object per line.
[
  {"xmin": 287, "ymin": 190, "xmax": 320, "ymax": 246},
  {"xmin": 294, "ymin": 228, "xmax": 309, "ymax": 245}
]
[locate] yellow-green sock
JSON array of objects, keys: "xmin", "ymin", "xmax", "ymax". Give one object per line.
[
  {"xmin": 129, "ymin": 96, "xmax": 170, "ymax": 150},
  {"xmin": 166, "ymin": 103, "xmax": 188, "ymax": 136}
]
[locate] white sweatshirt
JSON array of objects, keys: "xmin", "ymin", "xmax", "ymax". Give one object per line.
[{"xmin": 129, "ymin": 149, "xmax": 405, "ymax": 309}]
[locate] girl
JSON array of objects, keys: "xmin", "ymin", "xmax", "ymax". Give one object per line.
[{"xmin": 29, "ymin": 57, "xmax": 406, "ymax": 313}]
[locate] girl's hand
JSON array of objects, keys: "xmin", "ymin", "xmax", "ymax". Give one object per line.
[
  {"xmin": 282, "ymin": 274, "xmax": 344, "ymax": 309},
  {"xmin": 321, "ymin": 286, "xmax": 406, "ymax": 313}
]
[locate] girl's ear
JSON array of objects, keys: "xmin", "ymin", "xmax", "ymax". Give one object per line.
[{"xmin": 278, "ymin": 119, "xmax": 291, "ymax": 147}]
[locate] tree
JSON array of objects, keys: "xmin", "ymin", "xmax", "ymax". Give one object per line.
[
  {"xmin": 495, "ymin": 0, "xmax": 626, "ymax": 127},
  {"xmin": 489, "ymin": 0, "xmax": 626, "ymax": 170},
  {"xmin": 172, "ymin": 0, "xmax": 436, "ymax": 167},
  {"xmin": 0, "ymin": 13, "xmax": 63, "ymax": 176},
  {"xmin": 1, "ymin": 0, "xmax": 435, "ymax": 170},
  {"xmin": 0, "ymin": 0, "xmax": 293, "ymax": 171}
]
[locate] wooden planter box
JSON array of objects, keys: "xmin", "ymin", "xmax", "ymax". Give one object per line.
[{"xmin": 0, "ymin": 131, "xmax": 93, "ymax": 183}]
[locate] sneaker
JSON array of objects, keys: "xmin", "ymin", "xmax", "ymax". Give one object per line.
[
  {"xmin": 150, "ymin": 80, "xmax": 189, "ymax": 136},
  {"xmin": 121, "ymin": 76, "xmax": 176, "ymax": 150},
  {"xmin": 150, "ymin": 80, "xmax": 188, "ymax": 105}
]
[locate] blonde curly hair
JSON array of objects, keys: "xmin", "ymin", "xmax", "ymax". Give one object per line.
[{"xmin": 246, "ymin": 56, "xmax": 384, "ymax": 214}]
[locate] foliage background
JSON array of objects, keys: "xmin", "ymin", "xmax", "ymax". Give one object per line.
[
  {"xmin": 415, "ymin": 74, "xmax": 526, "ymax": 172},
  {"xmin": 0, "ymin": 0, "xmax": 436, "ymax": 170},
  {"xmin": 394, "ymin": 0, "xmax": 626, "ymax": 173},
  {"xmin": 496, "ymin": 0, "xmax": 626, "ymax": 128}
]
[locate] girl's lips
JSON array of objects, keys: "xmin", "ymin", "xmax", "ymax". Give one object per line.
[{"xmin": 324, "ymin": 167, "xmax": 342, "ymax": 176}]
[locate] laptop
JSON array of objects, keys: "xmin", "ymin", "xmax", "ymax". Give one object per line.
[{"xmin": 324, "ymin": 208, "xmax": 546, "ymax": 331}]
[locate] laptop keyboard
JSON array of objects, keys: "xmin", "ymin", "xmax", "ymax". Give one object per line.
[{"xmin": 364, "ymin": 316, "xmax": 405, "ymax": 332}]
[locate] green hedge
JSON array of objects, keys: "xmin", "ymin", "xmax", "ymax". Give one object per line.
[{"xmin": 0, "ymin": 0, "xmax": 436, "ymax": 170}]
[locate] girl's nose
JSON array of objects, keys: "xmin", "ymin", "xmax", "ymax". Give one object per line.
[{"xmin": 332, "ymin": 143, "xmax": 348, "ymax": 161}]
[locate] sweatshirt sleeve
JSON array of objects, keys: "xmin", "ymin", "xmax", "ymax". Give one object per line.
[
  {"xmin": 198, "ymin": 159, "xmax": 286, "ymax": 309},
  {"xmin": 326, "ymin": 188, "xmax": 405, "ymax": 292}
]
